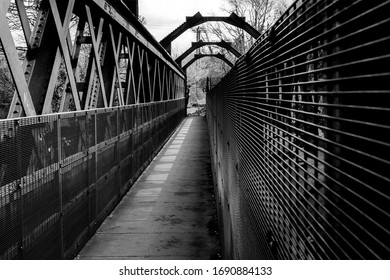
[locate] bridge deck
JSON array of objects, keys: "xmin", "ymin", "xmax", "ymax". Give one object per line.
[{"xmin": 77, "ymin": 117, "xmax": 220, "ymax": 260}]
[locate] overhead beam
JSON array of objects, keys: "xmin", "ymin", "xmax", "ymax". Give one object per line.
[
  {"xmin": 121, "ymin": 0, "xmax": 139, "ymax": 18},
  {"xmin": 175, "ymin": 40, "xmax": 241, "ymax": 66},
  {"xmin": 182, "ymin": 54, "xmax": 233, "ymax": 71},
  {"xmin": 160, "ymin": 12, "xmax": 261, "ymax": 53}
]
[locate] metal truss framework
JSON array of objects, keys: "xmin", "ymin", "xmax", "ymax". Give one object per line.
[
  {"xmin": 0, "ymin": 99, "xmax": 187, "ymax": 259},
  {"xmin": 160, "ymin": 12, "xmax": 261, "ymax": 54},
  {"xmin": 175, "ymin": 40, "xmax": 241, "ymax": 67},
  {"xmin": 0, "ymin": 0, "xmax": 185, "ymax": 119},
  {"xmin": 182, "ymin": 53, "xmax": 234, "ymax": 71},
  {"xmin": 0, "ymin": 0, "xmax": 188, "ymax": 260}
]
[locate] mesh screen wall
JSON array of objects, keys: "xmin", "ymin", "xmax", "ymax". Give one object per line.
[
  {"xmin": 0, "ymin": 99, "xmax": 186, "ymax": 259},
  {"xmin": 207, "ymin": 0, "xmax": 390, "ymax": 259}
]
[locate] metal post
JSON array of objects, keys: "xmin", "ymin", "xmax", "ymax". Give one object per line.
[{"xmin": 57, "ymin": 115, "xmax": 64, "ymax": 258}]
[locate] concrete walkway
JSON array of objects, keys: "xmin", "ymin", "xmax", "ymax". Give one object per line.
[{"xmin": 77, "ymin": 117, "xmax": 220, "ymax": 259}]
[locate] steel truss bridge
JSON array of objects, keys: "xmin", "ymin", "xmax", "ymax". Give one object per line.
[{"xmin": 0, "ymin": 0, "xmax": 389, "ymax": 259}]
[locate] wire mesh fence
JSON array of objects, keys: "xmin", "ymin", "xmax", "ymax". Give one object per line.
[
  {"xmin": 207, "ymin": 0, "xmax": 390, "ymax": 259},
  {"xmin": 0, "ymin": 99, "xmax": 186, "ymax": 259}
]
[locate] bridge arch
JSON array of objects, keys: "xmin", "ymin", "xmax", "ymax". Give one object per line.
[
  {"xmin": 160, "ymin": 12, "xmax": 261, "ymax": 54},
  {"xmin": 176, "ymin": 40, "xmax": 241, "ymax": 66},
  {"xmin": 182, "ymin": 54, "xmax": 233, "ymax": 71}
]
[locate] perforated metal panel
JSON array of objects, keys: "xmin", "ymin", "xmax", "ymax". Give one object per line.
[
  {"xmin": 207, "ymin": 0, "xmax": 390, "ymax": 259},
  {"xmin": 0, "ymin": 99, "xmax": 186, "ymax": 259}
]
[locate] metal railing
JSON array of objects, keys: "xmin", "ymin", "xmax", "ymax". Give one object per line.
[
  {"xmin": 0, "ymin": 99, "xmax": 186, "ymax": 259},
  {"xmin": 0, "ymin": 0, "xmax": 185, "ymax": 118},
  {"xmin": 207, "ymin": 0, "xmax": 390, "ymax": 259}
]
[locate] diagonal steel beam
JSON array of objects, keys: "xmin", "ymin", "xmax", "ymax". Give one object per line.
[
  {"xmin": 0, "ymin": 7, "xmax": 36, "ymax": 116},
  {"xmin": 43, "ymin": 23, "xmax": 84, "ymax": 114},
  {"xmin": 161, "ymin": 65, "xmax": 166, "ymax": 101},
  {"xmin": 15, "ymin": 0, "xmax": 32, "ymax": 46},
  {"xmin": 154, "ymin": 59, "xmax": 162, "ymax": 102},
  {"xmin": 151, "ymin": 58, "xmax": 158, "ymax": 102},
  {"xmin": 136, "ymin": 46, "xmax": 145, "ymax": 103},
  {"xmin": 85, "ymin": 5, "xmax": 108, "ymax": 108},
  {"xmin": 48, "ymin": 0, "xmax": 81, "ymax": 111},
  {"xmin": 84, "ymin": 17, "xmax": 105, "ymax": 110},
  {"xmin": 8, "ymin": 3, "xmax": 58, "ymax": 118},
  {"xmin": 109, "ymin": 24, "xmax": 124, "ymax": 107},
  {"xmin": 125, "ymin": 37, "xmax": 136, "ymax": 105},
  {"xmin": 144, "ymin": 52, "xmax": 152, "ymax": 103}
]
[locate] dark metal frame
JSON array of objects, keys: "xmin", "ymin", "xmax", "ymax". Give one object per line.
[
  {"xmin": 207, "ymin": 0, "xmax": 390, "ymax": 259},
  {"xmin": 0, "ymin": 0, "xmax": 187, "ymax": 259},
  {"xmin": 0, "ymin": 0, "xmax": 185, "ymax": 118},
  {"xmin": 175, "ymin": 40, "xmax": 241, "ymax": 67},
  {"xmin": 0, "ymin": 99, "xmax": 186, "ymax": 259},
  {"xmin": 160, "ymin": 12, "xmax": 261, "ymax": 54},
  {"xmin": 183, "ymin": 54, "xmax": 233, "ymax": 71}
]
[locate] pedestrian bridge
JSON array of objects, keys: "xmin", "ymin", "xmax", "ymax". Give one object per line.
[{"xmin": 0, "ymin": 0, "xmax": 389, "ymax": 259}]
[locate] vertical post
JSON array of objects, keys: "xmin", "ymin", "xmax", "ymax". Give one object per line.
[
  {"xmin": 16, "ymin": 120, "xmax": 24, "ymax": 258},
  {"xmin": 87, "ymin": 112, "xmax": 92, "ymax": 234},
  {"xmin": 94, "ymin": 111, "xmax": 99, "ymax": 222},
  {"xmin": 57, "ymin": 115, "xmax": 64, "ymax": 258},
  {"xmin": 117, "ymin": 108, "xmax": 121, "ymax": 196}
]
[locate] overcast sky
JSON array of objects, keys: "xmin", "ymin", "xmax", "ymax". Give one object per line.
[{"xmin": 139, "ymin": 0, "xmax": 227, "ymax": 54}]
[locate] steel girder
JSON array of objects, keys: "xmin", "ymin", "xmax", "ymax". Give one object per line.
[
  {"xmin": 160, "ymin": 12, "xmax": 261, "ymax": 54},
  {"xmin": 175, "ymin": 40, "xmax": 241, "ymax": 67},
  {"xmin": 182, "ymin": 54, "xmax": 233, "ymax": 71},
  {"xmin": 0, "ymin": 0, "xmax": 185, "ymax": 119}
]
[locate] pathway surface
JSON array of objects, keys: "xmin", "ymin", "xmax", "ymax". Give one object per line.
[{"xmin": 77, "ymin": 117, "xmax": 220, "ymax": 259}]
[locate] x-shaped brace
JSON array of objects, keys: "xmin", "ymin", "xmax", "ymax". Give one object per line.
[
  {"xmin": 85, "ymin": 4, "xmax": 108, "ymax": 108},
  {"xmin": 48, "ymin": 0, "xmax": 81, "ymax": 110},
  {"xmin": 0, "ymin": 0, "xmax": 36, "ymax": 116},
  {"xmin": 151, "ymin": 59, "xmax": 158, "ymax": 102},
  {"xmin": 109, "ymin": 24, "xmax": 124, "ymax": 107},
  {"xmin": 137, "ymin": 46, "xmax": 145, "ymax": 104},
  {"xmin": 125, "ymin": 37, "xmax": 137, "ymax": 105},
  {"xmin": 161, "ymin": 65, "xmax": 167, "ymax": 101}
]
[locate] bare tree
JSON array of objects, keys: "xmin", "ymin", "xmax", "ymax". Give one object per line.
[{"xmin": 205, "ymin": 0, "xmax": 290, "ymax": 53}]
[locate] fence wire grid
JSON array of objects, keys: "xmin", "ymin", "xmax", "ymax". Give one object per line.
[
  {"xmin": 0, "ymin": 99, "xmax": 186, "ymax": 259},
  {"xmin": 207, "ymin": 0, "xmax": 390, "ymax": 260}
]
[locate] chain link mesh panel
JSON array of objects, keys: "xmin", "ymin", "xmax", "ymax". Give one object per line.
[{"xmin": 0, "ymin": 99, "xmax": 186, "ymax": 259}]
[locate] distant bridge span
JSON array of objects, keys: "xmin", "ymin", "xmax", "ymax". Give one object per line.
[
  {"xmin": 182, "ymin": 54, "xmax": 233, "ymax": 70},
  {"xmin": 160, "ymin": 12, "xmax": 261, "ymax": 54},
  {"xmin": 175, "ymin": 40, "xmax": 241, "ymax": 67}
]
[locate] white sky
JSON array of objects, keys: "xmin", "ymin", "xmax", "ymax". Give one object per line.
[{"xmin": 139, "ymin": 0, "xmax": 227, "ymax": 55}]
